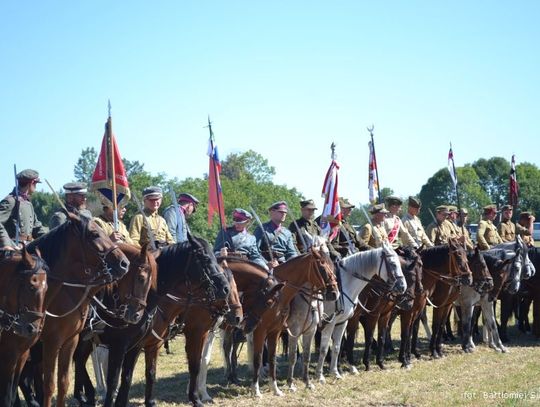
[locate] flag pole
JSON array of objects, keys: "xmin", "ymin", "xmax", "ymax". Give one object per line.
[
  {"xmin": 449, "ymin": 142, "xmax": 465, "ymax": 234},
  {"xmin": 207, "ymin": 116, "xmax": 225, "ymax": 232},
  {"xmin": 107, "ymin": 100, "xmax": 119, "ymax": 231},
  {"xmin": 368, "ymin": 125, "xmax": 382, "ymax": 203}
]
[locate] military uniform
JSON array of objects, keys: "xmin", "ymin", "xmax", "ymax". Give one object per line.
[
  {"xmin": 384, "ymin": 215, "xmax": 418, "ymax": 249},
  {"xmin": 254, "ymin": 221, "xmax": 298, "ymax": 263},
  {"xmin": 360, "ymin": 222, "xmax": 388, "ymax": 249},
  {"xmin": 498, "ymin": 219, "xmax": 516, "ymax": 242},
  {"xmin": 129, "ymin": 209, "xmax": 174, "ymax": 248},
  {"xmin": 94, "ymin": 215, "xmax": 134, "ymax": 245},
  {"xmin": 163, "ymin": 193, "xmax": 199, "ymax": 243},
  {"xmin": 402, "ymin": 212, "xmax": 433, "ymax": 247},
  {"xmin": 49, "ymin": 182, "xmax": 92, "ymax": 229},
  {"xmin": 477, "ymin": 219, "xmax": 503, "ymax": 250},
  {"xmin": 332, "ymin": 218, "xmax": 371, "ymax": 256},
  {"xmin": 214, "ymin": 227, "xmax": 268, "ymax": 268},
  {"xmin": 426, "ymin": 220, "xmax": 456, "ymax": 245}
]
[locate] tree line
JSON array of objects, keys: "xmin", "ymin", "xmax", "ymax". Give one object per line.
[{"xmin": 31, "ymin": 150, "xmax": 540, "ymax": 242}]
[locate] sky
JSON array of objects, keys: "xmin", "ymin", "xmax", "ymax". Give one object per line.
[{"xmin": 1, "ymin": 1, "xmax": 539, "ymax": 211}]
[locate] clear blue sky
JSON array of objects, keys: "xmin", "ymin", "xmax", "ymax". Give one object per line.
[{"xmin": 1, "ymin": 1, "xmax": 539, "ymax": 211}]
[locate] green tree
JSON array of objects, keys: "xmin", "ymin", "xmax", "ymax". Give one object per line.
[
  {"xmin": 515, "ymin": 162, "xmax": 540, "ymax": 216},
  {"xmin": 221, "ymin": 150, "xmax": 276, "ymax": 183},
  {"xmin": 32, "ymin": 191, "xmax": 58, "ymax": 227},
  {"xmin": 471, "ymin": 157, "xmax": 510, "ymax": 206},
  {"xmin": 74, "ymin": 147, "xmax": 97, "ymax": 184}
]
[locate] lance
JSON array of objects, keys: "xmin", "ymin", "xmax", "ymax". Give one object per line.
[
  {"xmin": 287, "ymin": 212, "xmax": 308, "ymax": 253},
  {"xmin": 131, "ymin": 192, "xmax": 157, "ymax": 251},
  {"xmin": 449, "ymin": 143, "xmax": 466, "ymax": 237},
  {"xmin": 368, "ymin": 125, "xmax": 382, "ymax": 204},
  {"xmin": 168, "ymin": 185, "xmax": 182, "ymax": 241},
  {"xmin": 13, "ymin": 164, "xmax": 20, "ymax": 246},
  {"xmin": 249, "ymin": 205, "xmax": 274, "ymax": 263},
  {"xmin": 107, "ymin": 101, "xmax": 119, "ymax": 232}
]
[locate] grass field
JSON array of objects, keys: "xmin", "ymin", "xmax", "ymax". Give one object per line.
[{"xmin": 69, "ymin": 316, "xmax": 540, "ymax": 407}]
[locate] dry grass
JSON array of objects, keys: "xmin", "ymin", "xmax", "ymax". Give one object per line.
[{"xmin": 69, "ymin": 316, "xmax": 540, "ymax": 407}]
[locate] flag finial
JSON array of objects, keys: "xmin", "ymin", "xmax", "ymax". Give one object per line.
[
  {"xmin": 108, "ymin": 100, "xmax": 111, "ymax": 118},
  {"xmin": 330, "ymin": 142, "xmax": 336, "ymax": 160},
  {"xmin": 367, "ymin": 124, "xmax": 374, "ymax": 136}
]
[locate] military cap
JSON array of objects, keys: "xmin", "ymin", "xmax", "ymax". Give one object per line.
[
  {"xmin": 370, "ymin": 203, "xmax": 389, "ymax": 215},
  {"xmin": 178, "ymin": 193, "xmax": 200, "ymax": 205},
  {"xmin": 269, "ymin": 201, "xmax": 288, "ymax": 212},
  {"xmin": 339, "ymin": 197, "xmax": 355, "ymax": 209},
  {"xmin": 483, "ymin": 204, "xmax": 497, "ymax": 213},
  {"xmin": 448, "ymin": 205, "xmax": 458, "ymax": 213},
  {"xmin": 232, "ymin": 208, "xmax": 252, "ymax": 223},
  {"xmin": 63, "ymin": 182, "xmax": 87, "ymax": 194},
  {"xmin": 300, "ymin": 199, "xmax": 317, "ymax": 210},
  {"xmin": 501, "ymin": 204, "xmax": 513, "ymax": 211},
  {"xmin": 519, "ymin": 211, "xmax": 533, "ymax": 219},
  {"xmin": 385, "ymin": 196, "xmax": 403, "ymax": 206},
  {"xmin": 459, "ymin": 208, "xmax": 469, "ymax": 215},
  {"xmin": 436, "ymin": 205, "xmax": 450, "ymax": 214},
  {"xmin": 408, "ymin": 196, "xmax": 421, "ymax": 208},
  {"xmin": 143, "ymin": 186, "xmax": 163, "ymax": 199},
  {"xmin": 16, "ymin": 169, "xmax": 41, "ymax": 183}
]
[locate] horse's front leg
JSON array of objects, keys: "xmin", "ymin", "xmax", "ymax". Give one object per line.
[
  {"xmin": 315, "ymin": 322, "xmax": 334, "ymax": 384},
  {"xmin": 266, "ymin": 330, "xmax": 283, "ymax": 396},
  {"xmin": 41, "ymin": 339, "xmax": 60, "ymax": 407},
  {"xmin": 56, "ymin": 334, "xmax": 80, "ymax": 407},
  {"xmin": 185, "ymin": 328, "xmax": 209, "ymax": 407},
  {"xmin": 459, "ymin": 300, "xmax": 475, "ymax": 353},
  {"xmin": 361, "ymin": 316, "xmax": 375, "ymax": 372},
  {"xmin": 301, "ymin": 325, "xmax": 317, "ymax": 389},
  {"xmin": 286, "ymin": 332, "xmax": 299, "ymax": 391},
  {"xmin": 481, "ymin": 298, "xmax": 508, "ymax": 353},
  {"xmin": 248, "ymin": 329, "xmax": 265, "ymax": 397},
  {"xmin": 196, "ymin": 330, "xmax": 215, "ymax": 403},
  {"xmin": 329, "ymin": 322, "xmax": 347, "ymax": 379},
  {"xmin": 376, "ymin": 311, "xmax": 393, "ymax": 370},
  {"xmin": 114, "ymin": 346, "xmax": 142, "ymax": 407},
  {"xmin": 73, "ymin": 338, "xmax": 95, "ymax": 406},
  {"xmin": 143, "ymin": 344, "xmax": 160, "ymax": 407}
]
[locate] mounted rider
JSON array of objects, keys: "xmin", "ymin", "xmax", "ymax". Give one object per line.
[
  {"xmin": 426, "ymin": 205, "xmax": 455, "ymax": 245},
  {"xmin": 93, "ymin": 204, "xmax": 134, "ymax": 244},
  {"xmin": 49, "ymin": 182, "xmax": 93, "ymax": 228},
  {"xmin": 360, "ymin": 203, "xmax": 389, "ymax": 248},
  {"xmin": 516, "ymin": 211, "xmax": 535, "ymax": 247},
  {"xmin": 163, "ymin": 192, "xmax": 199, "ymax": 243},
  {"xmin": 477, "ymin": 204, "xmax": 504, "ymax": 250},
  {"xmin": 383, "ymin": 196, "xmax": 418, "ymax": 249},
  {"xmin": 497, "ymin": 204, "xmax": 516, "ymax": 242},
  {"xmin": 401, "ymin": 196, "xmax": 433, "ymax": 248},
  {"xmin": 329, "ymin": 197, "xmax": 370, "ymax": 257}
]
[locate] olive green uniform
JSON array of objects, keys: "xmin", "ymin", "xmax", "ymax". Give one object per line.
[
  {"xmin": 497, "ymin": 219, "xmax": 516, "ymax": 242},
  {"xmin": 129, "ymin": 209, "xmax": 174, "ymax": 248},
  {"xmin": 94, "ymin": 215, "xmax": 134, "ymax": 245},
  {"xmin": 331, "ymin": 219, "xmax": 370, "ymax": 256},
  {"xmin": 0, "ymin": 192, "xmax": 48, "ymax": 247},
  {"xmin": 516, "ymin": 223, "xmax": 534, "ymax": 246},
  {"xmin": 49, "ymin": 206, "xmax": 93, "ymax": 229},
  {"xmin": 477, "ymin": 219, "xmax": 503, "ymax": 250},
  {"xmin": 360, "ymin": 222, "xmax": 389, "ymax": 249},
  {"xmin": 289, "ymin": 217, "xmax": 341, "ymax": 258},
  {"xmin": 401, "ymin": 213, "xmax": 433, "ymax": 247},
  {"xmin": 426, "ymin": 220, "xmax": 455, "ymax": 245}
]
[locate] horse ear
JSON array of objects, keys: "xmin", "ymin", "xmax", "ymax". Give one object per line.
[
  {"xmin": 151, "ymin": 248, "xmax": 162, "ymax": 260},
  {"xmin": 269, "ymin": 282, "xmax": 285, "ymax": 296},
  {"xmin": 140, "ymin": 242, "xmax": 149, "ymax": 262},
  {"xmin": 21, "ymin": 244, "xmax": 36, "ymax": 269}
]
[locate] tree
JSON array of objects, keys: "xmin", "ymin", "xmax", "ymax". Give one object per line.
[
  {"xmin": 515, "ymin": 162, "xmax": 540, "ymax": 216},
  {"xmin": 221, "ymin": 150, "xmax": 275, "ymax": 183},
  {"xmin": 74, "ymin": 147, "xmax": 97, "ymax": 185},
  {"xmin": 471, "ymin": 157, "xmax": 510, "ymax": 206},
  {"xmin": 32, "ymin": 191, "xmax": 58, "ymax": 228}
]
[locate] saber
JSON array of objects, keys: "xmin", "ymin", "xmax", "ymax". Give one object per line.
[
  {"xmin": 360, "ymin": 205, "xmax": 381, "ymax": 247},
  {"xmin": 13, "ymin": 164, "xmax": 20, "ymax": 246},
  {"xmin": 45, "ymin": 179, "xmax": 68, "ymax": 213},
  {"xmin": 249, "ymin": 205, "xmax": 274, "ymax": 263},
  {"xmin": 288, "ymin": 212, "xmax": 308, "ymax": 253}
]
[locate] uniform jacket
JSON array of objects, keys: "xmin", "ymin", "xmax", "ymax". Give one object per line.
[
  {"xmin": 497, "ymin": 219, "xmax": 516, "ymax": 242},
  {"xmin": 0, "ymin": 192, "xmax": 47, "ymax": 247},
  {"xmin": 426, "ymin": 220, "xmax": 455, "ymax": 245},
  {"xmin": 331, "ymin": 218, "xmax": 370, "ymax": 256},
  {"xmin": 401, "ymin": 213, "xmax": 433, "ymax": 247},
  {"xmin": 49, "ymin": 205, "xmax": 92, "ymax": 229},
  {"xmin": 93, "ymin": 215, "xmax": 134, "ymax": 245},
  {"xmin": 254, "ymin": 221, "xmax": 298, "ymax": 263},
  {"xmin": 384, "ymin": 215, "xmax": 418, "ymax": 249},
  {"xmin": 129, "ymin": 209, "xmax": 174, "ymax": 248},
  {"xmin": 214, "ymin": 227, "xmax": 268, "ymax": 268},
  {"xmin": 477, "ymin": 219, "xmax": 503, "ymax": 250},
  {"xmin": 360, "ymin": 222, "xmax": 388, "ymax": 249},
  {"xmin": 163, "ymin": 205, "xmax": 189, "ymax": 243}
]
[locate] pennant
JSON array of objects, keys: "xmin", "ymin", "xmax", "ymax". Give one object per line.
[
  {"xmin": 447, "ymin": 146, "xmax": 458, "ymax": 187},
  {"xmin": 320, "ymin": 159, "xmax": 341, "ymax": 237},
  {"xmin": 207, "ymin": 135, "xmax": 226, "ymax": 227},
  {"xmin": 509, "ymin": 154, "xmax": 519, "ymax": 206},
  {"xmin": 90, "ymin": 117, "xmax": 130, "ymax": 207},
  {"xmin": 368, "ymin": 140, "xmax": 379, "ymax": 204}
]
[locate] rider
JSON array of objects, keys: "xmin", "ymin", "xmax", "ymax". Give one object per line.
[
  {"xmin": 516, "ymin": 211, "xmax": 535, "ymax": 247},
  {"xmin": 477, "ymin": 204, "xmax": 504, "ymax": 250},
  {"xmin": 93, "ymin": 204, "xmax": 134, "ymax": 244},
  {"xmin": 401, "ymin": 196, "xmax": 434, "ymax": 248},
  {"xmin": 163, "ymin": 192, "xmax": 199, "ymax": 243},
  {"xmin": 383, "ymin": 196, "xmax": 418, "ymax": 249},
  {"xmin": 360, "ymin": 203, "xmax": 390, "ymax": 248},
  {"xmin": 426, "ymin": 205, "xmax": 455, "ymax": 245},
  {"xmin": 49, "ymin": 182, "xmax": 93, "ymax": 228},
  {"xmin": 497, "ymin": 204, "xmax": 516, "ymax": 242},
  {"xmin": 214, "ymin": 208, "xmax": 269, "ymax": 269},
  {"xmin": 330, "ymin": 197, "xmax": 370, "ymax": 257}
]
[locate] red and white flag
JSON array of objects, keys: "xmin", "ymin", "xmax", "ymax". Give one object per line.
[
  {"xmin": 368, "ymin": 140, "xmax": 379, "ymax": 204},
  {"xmin": 448, "ymin": 146, "xmax": 458, "ymax": 187},
  {"xmin": 207, "ymin": 133, "xmax": 226, "ymax": 228},
  {"xmin": 509, "ymin": 154, "xmax": 519, "ymax": 206},
  {"xmin": 320, "ymin": 159, "xmax": 341, "ymax": 238}
]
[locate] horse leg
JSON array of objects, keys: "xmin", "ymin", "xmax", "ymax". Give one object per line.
[
  {"xmin": 384, "ymin": 312, "xmax": 397, "ymax": 353},
  {"xmin": 103, "ymin": 343, "xmax": 128, "ymax": 407},
  {"xmin": 41, "ymin": 339, "xmax": 60, "ymax": 407},
  {"xmin": 360, "ymin": 317, "xmax": 375, "ymax": 372},
  {"xmin": 56, "ymin": 334, "xmax": 79, "ymax": 407},
  {"xmin": 196, "ymin": 330, "xmax": 215, "ymax": 403},
  {"xmin": 266, "ymin": 330, "xmax": 283, "ymax": 397},
  {"xmin": 481, "ymin": 298, "xmax": 508, "ymax": 353},
  {"xmin": 286, "ymin": 333, "xmax": 299, "ymax": 391},
  {"xmin": 533, "ymin": 295, "xmax": 540, "ymax": 337},
  {"xmin": 301, "ymin": 325, "xmax": 316, "ymax": 390},
  {"xmin": 460, "ymin": 301, "xmax": 475, "ymax": 353},
  {"xmin": 519, "ymin": 296, "xmax": 532, "ymax": 333},
  {"xmin": 73, "ymin": 338, "xmax": 95, "ymax": 406},
  {"xmin": 113, "ymin": 347, "xmax": 141, "ymax": 407},
  {"xmin": 315, "ymin": 323, "xmax": 334, "ymax": 384},
  {"xmin": 247, "ymin": 331, "xmax": 263, "ymax": 397},
  {"xmin": 343, "ymin": 317, "xmax": 358, "ymax": 372},
  {"xmin": 399, "ymin": 311, "xmax": 413, "ymax": 369},
  {"xmin": 498, "ymin": 294, "xmax": 512, "ymax": 343},
  {"xmin": 411, "ymin": 311, "xmax": 422, "ymax": 359},
  {"xmin": 185, "ymin": 328, "xmax": 210, "ymax": 407},
  {"xmin": 420, "ymin": 306, "xmax": 432, "ymax": 341},
  {"xmin": 376, "ymin": 312, "xmax": 392, "ymax": 370},
  {"xmin": 142, "ymin": 344, "xmax": 160, "ymax": 407},
  {"xmin": 230, "ymin": 332, "xmax": 241, "ymax": 384},
  {"xmin": 328, "ymin": 322, "xmax": 347, "ymax": 379}
]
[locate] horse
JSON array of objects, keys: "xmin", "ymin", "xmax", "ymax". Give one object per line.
[
  {"xmin": 517, "ymin": 247, "xmax": 540, "ymax": 337},
  {"xmin": 27, "ymin": 212, "xmax": 130, "ymax": 407},
  {"xmin": 196, "ymin": 257, "xmax": 284, "ymax": 403},
  {"xmin": 314, "ymin": 240, "xmax": 406, "ymax": 383},
  {"xmin": 398, "ymin": 238, "xmax": 472, "ymax": 367},
  {"xmin": 247, "ymin": 247, "xmax": 339, "ymax": 397},
  {"xmin": 0, "ymin": 247, "xmax": 48, "ymax": 407},
  {"xmin": 100, "ymin": 234, "xmax": 235, "ymax": 407},
  {"xmin": 72, "ymin": 243, "xmax": 158, "ymax": 406}
]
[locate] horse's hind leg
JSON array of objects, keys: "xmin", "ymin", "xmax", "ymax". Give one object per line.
[
  {"xmin": 73, "ymin": 338, "xmax": 95, "ymax": 406},
  {"xmin": 460, "ymin": 302, "xmax": 475, "ymax": 353},
  {"xmin": 185, "ymin": 326, "xmax": 210, "ymax": 407},
  {"xmin": 286, "ymin": 333, "xmax": 299, "ymax": 391},
  {"xmin": 114, "ymin": 347, "xmax": 141, "ymax": 407},
  {"xmin": 144, "ymin": 344, "xmax": 160, "ymax": 407},
  {"xmin": 196, "ymin": 330, "xmax": 215, "ymax": 403},
  {"xmin": 302, "ymin": 326, "xmax": 316, "ymax": 389},
  {"xmin": 482, "ymin": 298, "xmax": 507, "ymax": 353},
  {"xmin": 56, "ymin": 334, "xmax": 80, "ymax": 407}
]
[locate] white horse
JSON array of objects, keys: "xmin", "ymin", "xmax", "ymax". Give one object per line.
[{"xmin": 315, "ymin": 241, "xmax": 406, "ymax": 383}]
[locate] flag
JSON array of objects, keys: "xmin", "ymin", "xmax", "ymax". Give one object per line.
[
  {"xmin": 509, "ymin": 154, "xmax": 519, "ymax": 206},
  {"xmin": 207, "ymin": 134, "xmax": 226, "ymax": 227},
  {"xmin": 368, "ymin": 140, "xmax": 379, "ymax": 204},
  {"xmin": 320, "ymin": 159, "xmax": 341, "ymax": 237},
  {"xmin": 447, "ymin": 146, "xmax": 458, "ymax": 187},
  {"xmin": 90, "ymin": 117, "xmax": 130, "ymax": 207}
]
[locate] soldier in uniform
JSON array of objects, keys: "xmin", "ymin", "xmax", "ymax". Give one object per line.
[
  {"xmin": 163, "ymin": 192, "xmax": 199, "ymax": 243},
  {"xmin": 93, "ymin": 205, "xmax": 134, "ymax": 244},
  {"xmin": 477, "ymin": 204, "xmax": 503, "ymax": 250},
  {"xmin": 497, "ymin": 205, "xmax": 516, "ymax": 242},
  {"xmin": 383, "ymin": 196, "xmax": 418, "ymax": 249},
  {"xmin": 360, "ymin": 203, "xmax": 389, "ymax": 248},
  {"xmin": 447, "ymin": 205, "xmax": 474, "ymax": 249},
  {"xmin": 0, "ymin": 169, "xmax": 48, "ymax": 250},
  {"xmin": 49, "ymin": 182, "xmax": 93, "ymax": 228},
  {"xmin": 401, "ymin": 196, "xmax": 433, "ymax": 248},
  {"xmin": 129, "ymin": 186, "xmax": 174, "ymax": 248},
  {"xmin": 457, "ymin": 208, "xmax": 475, "ymax": 249},
  {"xmin": 516, "ymin": 211, "xmax": 535, "ymax": 246},
  {"xmin": 331, "ymin": 197, "xmax": 370, "ymax": 257},
  {"xmin": 254, "ymin": 201, "xmax": 298, "ymax": 266},
  {"xmin": 426, "ymin": 205, "xmax": 455, "ymax": 245},
  {"xmin": 214, "ymin": 208, "xmax": 268, "ymax": 269}
]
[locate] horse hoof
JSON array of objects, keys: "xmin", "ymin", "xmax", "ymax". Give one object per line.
[
  {"xmin": 145, "ymin": 400, "xmax": 157, "ymax": 407},
  {"xmin": 364, "ymin": 365, "xmax": 370, "ymax": 372},
  {"xmin": 274, "ymin": 389, "xmax": 284, "ymax": 397},
  {"xmin": 377, "ymin": 362, "xmax": 386, "ymax": 370},
  {"xmin": 200, "ymin": 394, "xmax": 213, "ymax": 403},
  {"xmin": 318, "ymin": 376, "xmax": 326, "ymax": 384},
  {"xmin": 306, "ymin": 382, "xmax": 315, "ymax": 390},
  {"xmin": 334, "ymin": 372, "xmax": 343, "ymax": 380},
  {"xmin": 413, "ymin": 352, "xmax": 421, "ymax": 359},
  {"xmin": 289, "ymin": 383, "xmax": 297, "ymax": 392},
  {"xmin": 350, "ymin": 366, "xmax": 359, "ymax": 375}
]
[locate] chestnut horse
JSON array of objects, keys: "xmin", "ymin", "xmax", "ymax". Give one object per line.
[
  {"xmin": 27, "ymin": 213, "xmax": 130, "ymax": 407},
  {"xmin": 72, "ymin": 243, "xmax": 158, "ymax": 406},
  {"xmin": 0, "ymin": 247, "xmax": 48, "ymax": 407},
  {"xmin": 246, "ymin": 248, "xmax": 339, "ymax": 398}
]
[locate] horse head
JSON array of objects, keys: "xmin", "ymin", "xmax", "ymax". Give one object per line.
[
  {"xmin": 395, "ymin": 247, "xmax": 423, "ymax": 310},
  {"xmin": 221, "ymin": 266, "xmax": 243, "ymax": 329},
  {"xmin": 517, "ymin": 235, "xmax": 535, "ymax": 280},
  {"xmin": 448, "ymin": 238, "xmax": 473, "ymax": 286},
  {"xmin": 310, "ymin": 246, "xmax": 339, "ymax": 301},
  {"xmin": 467, "ymin": 247, "xmax": 494, "ymax": 295},
  {"xmin": 380, "ymin": 240, "xmax": 407, "ymax": 295}
]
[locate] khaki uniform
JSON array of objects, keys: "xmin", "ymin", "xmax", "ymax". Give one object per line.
[
  {"xmin": 477, "ymin": 219, "xmax": 503, "ymax": 250},
  {"xmin": 516, "ymin": 223, "xmax": 534, "ymax": 246},
  {"xmin": 426, "ymin": 220, "xmax": 455, "ymax": 245},
  {"xmin": 331, "ymin": 218, "xmax": 370, "ymax": 256},
  {"xmin": 0, "ymin": 193, "xmax": 48, "ymax": 247},
  {"xmin": 94, "ymin": 215, "xmax": 134, "ymax": 245},
  {"xmin": 498, "ymin": 219, "xmax": 516, "ymax": 242},
  {"xmin": 360, "ymin": 222, "xmax": 388, "ymax": 249},
  {"xmin": 129, "ymin": 209, "xmax": 174, "ymax": 248},
  {"xmin": 457, "ymin": 223, "xmax": 475, "ymax": 250},
  {"xmin": 384, "ymin": 215, "xmax": 418, "ymax": 249},
  {"xmin": 50, "ymin": 206, "xmax": 93, "ymax": 229},
  {"xmin": 401, "ymin": 213, "xmax": 433, "ymax": 247}
]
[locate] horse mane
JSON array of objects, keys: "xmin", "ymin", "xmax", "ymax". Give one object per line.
[
  {"xmin": 420, "ymin": 244, "xmax": 450, "ymax": 268},
  {"xmin": 221, "ymin": 257, "xmax": 269, "ymax": 274},
  {"xmin": 341, "ymin": 248, "xmax": 381, "ymax": 272},
  {"xmin": 156, "ymin": 242, "xmax": 191, "ymax": 288},
  {"xmin": 27, "ymin": 220, "xmax": 74, "ymax": 269}
]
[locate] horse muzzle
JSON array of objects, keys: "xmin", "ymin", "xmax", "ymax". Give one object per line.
[
  {"xmin": 324, "ymin": 288, "xmax": 339, "ymax": 302},
  {"xmin": 392, "ymin": 278, "xmax": 407, "ymax": 295}
]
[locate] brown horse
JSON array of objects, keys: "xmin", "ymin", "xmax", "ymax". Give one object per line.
[
  {"xmin": 28, "ymin": 213, "xmax": 129, "ymax": 407},
  {"xmin": 247, "ymin": 248, "xmax": 338, "ymax": 398},
  {"xmin": 0, "ymin": 247, "xmax": 48, "ymax": 407}
]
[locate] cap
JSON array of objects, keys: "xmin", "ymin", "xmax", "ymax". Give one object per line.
[
  {"xmin": 501, "ymin": 204, "xmax": 513, "ymax": 211},
  {"xmin": 408, "ymin": 196, "xmax": 421, "ymax": 208},
  {"xmin": 300, "ymin": 199, "xmax": 317, "ymax": 210},
  {"xmin": 385, "ymin": 196, "xmax": 403, "ymax": 206},
  {"xmin": 436, "ymin": 205, "xmax": 450, "ymax": 214},
  {"xmin": 143, "ymin": 186, "xmax": 163, "ymax": 199},
  {"xmin": 448, "ymin": 205, "xmax": 458, "ymax": 213},
  {"xmin": 370, "ymin": 203, "xmax": 389, "ymax": 215},
  {"xmin": 459, "ymin": 208, "xmax": 469, "ymax": 215},
  {"xmin": 16, "ymin": 169, "xmax": 41, "ymax": 183},
  {"xmin": 232, "ymin": 208, "xmax": 252, "ymax": 223},
  {"xmin": 519, "ymin": 211, "xmax": 533, "ymax": 219},
  {"xmin": 63, "ymin": 182, "xmax": 87, "ymax": 194},
  {"xmin": 483, "ymin": 204, "xmax": 497, "ymax": 214},
  {"xmin": 339, "ymin": 197, "xmax": 355, "ymax": 209},
  {"xmin": 269, "ymin": 201, "xmax": 288, "ymax": 212},
  {"xmin": 178, "ymin": 193, "xmax": 200, "ymax": 205}
]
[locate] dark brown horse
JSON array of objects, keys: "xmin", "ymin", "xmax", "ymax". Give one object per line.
[
  {"xmin": 247, "ymin": 248, "xmax": 338, "ymax": 398},
  {"xmin": 0, "ymin": 247, "xmax": 48, "ymax": 407},
  {"xmin": 28, "ymin": 213, "xmax": 129, "ymax": 407}
]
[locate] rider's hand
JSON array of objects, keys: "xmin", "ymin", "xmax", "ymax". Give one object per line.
[
  {"xmin": 109, "ymin": 232, "xmax": 123, "ymax": 242},
  {"xmin": 220, "ymin": 247, "xmax": 228, "ymax": 257},
  {"xmin": 269, "ymin": 259, "xmax": 279, "ymax": 268},
  {"xmin": 1, "ymin": 246, "xmax": 15, "ymax": 251}
]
